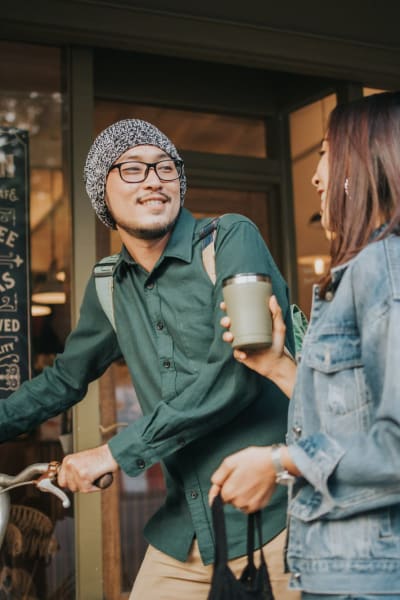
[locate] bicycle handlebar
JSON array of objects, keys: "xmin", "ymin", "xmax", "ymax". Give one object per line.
[
  {"xmin": 0, "ymin": 462, "xmax": 70, "ymax": 508},
  {"xmin": 0, "ymin": 462, "xmax": 49, "ymax": 488},
  {"xmin": 0, "ymin": 461, "xmax": 113, "ymax": 506},
  {"xmin": 0, "ymin": 462, "xmax": 113, "ymax": 550}
]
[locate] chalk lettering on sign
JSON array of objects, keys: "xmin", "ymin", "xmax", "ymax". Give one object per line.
[
  {"xmin": 0, "ymin": 272, "xmax": 16, "ymax": 293},
  {"xmin": 0, "ymin": 294, "xmax": 17, "ymax": 312},
  {"xmin": 0, "ymin": 339, "xmax": 16, "ymax": 355},
  {"xmin": 0, "ymin": 353, "xmax": 20, "ymax": 391},
  {"xmin": 0, "ymin": 253, "xmax": 23, "ymax": 269},
  {"xmin": 0, "ymin": 188, "xmax": 18, "ymax": 202},
  {"xmin": 0, "ymin": 226, "xmax": 19, "ymax": 248},
  {"xmin": 0, "ymin": 127, "xmax": 31, "ymax": 394},
  {"xmin": 0, "ymin": 319, "xmax": 20, "ymax": 333},
  {"xmin": 0, "ymin": 153, "xmax": 15, "ymax": 179},
  {"xmin": 0, "ymin": 208, "xmax": 16, "ymax": 227}
]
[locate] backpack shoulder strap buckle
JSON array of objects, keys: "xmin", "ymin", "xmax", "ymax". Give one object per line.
[{"xmin": 93, "ymin": 254, "xmax": 120, "ymax": 331}]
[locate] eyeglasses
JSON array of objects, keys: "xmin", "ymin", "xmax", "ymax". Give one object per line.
[{"xmin": 108, "ymin": 159, "xmax": 183, "ymax": 183}]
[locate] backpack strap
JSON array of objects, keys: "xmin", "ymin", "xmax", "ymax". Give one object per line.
[
  {"xmin": 93, "ymin": 254, "xmax": 120, "ymax": 331},
  {"xmin": 199, "ymin": 216, "xmax": 220, "ymax": 284}
]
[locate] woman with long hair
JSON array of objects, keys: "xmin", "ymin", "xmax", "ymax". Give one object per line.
[{"xmin": 209, "ymin": 91, "xmax": 400, "ymax": 599}]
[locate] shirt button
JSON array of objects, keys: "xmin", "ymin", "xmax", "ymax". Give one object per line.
[
  {"xmin": 146, "ymin": 282, "xmax": 154, "ymax": 290},
  {"xmin": 156, "ymin": 321, "xmax": 164, "ymax": 330},
  {"xmin": 325, "ymin": 290, "xmax": 334, "ymax": 301},
  {"xmin": 190, "ymin": 490, "xmax": 198, "ymax": 499},
  {"xmin": 136, "ymin": 458, "xmax": 145, "ymax": 469},
  {"xmin": 163, "ymin": 360, "xmax": 171, "ymax": 369},
  {"xmin": 293, "ymin": 572, "xmax": 301, "ymax": 581}
]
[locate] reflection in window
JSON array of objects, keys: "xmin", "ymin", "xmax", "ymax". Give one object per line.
[
  {"xmin": 0, "ymin": 41, "xmax": 74, "ymax": 599},
  {"xmin": 95, "ymin": 100, "xmax": 267, "ymax": 158},
  {"xmin": 363, "ymin": 87, "xmax": 387, "ymax": 96}
]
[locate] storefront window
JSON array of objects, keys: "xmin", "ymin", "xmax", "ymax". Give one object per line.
[
  {"xmin": 96, "ymin": 99, "xmax": 267, "ymax": 158},
  {"xmin": 0, "ymin": 41, "xmax": 74, "ymax": 599}
]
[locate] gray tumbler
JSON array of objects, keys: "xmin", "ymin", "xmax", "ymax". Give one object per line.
[{"xmin": 222, "ymin": 273, "xmax": 272, "ymax": 350}]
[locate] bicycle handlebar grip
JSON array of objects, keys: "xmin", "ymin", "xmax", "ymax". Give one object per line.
[{"xmin": 93, "ymin": 473, "xmax": 113, "ymax": 489}]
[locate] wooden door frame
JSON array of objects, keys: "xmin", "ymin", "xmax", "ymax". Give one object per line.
[{"xmin": 67, "ymin": 46, "xmax": 105, "ymax": 600}]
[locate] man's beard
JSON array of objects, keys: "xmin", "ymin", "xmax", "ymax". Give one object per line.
[{"xmin": 116, "ymin": 209, "xmax": 180, "ymax": 240}]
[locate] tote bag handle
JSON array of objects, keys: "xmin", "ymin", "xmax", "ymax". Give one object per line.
[{"xmin": 209, "ymin": 495, "xmax": 275, "ymax": 599}]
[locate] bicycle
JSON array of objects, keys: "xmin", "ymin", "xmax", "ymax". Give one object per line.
[
  {"xmin": 0, "ymin": 462, "xmax": 112, "ymax": 598},
  {"xmin": 0, "ymin": 462, "xmax": 70, "ymax": 550}
]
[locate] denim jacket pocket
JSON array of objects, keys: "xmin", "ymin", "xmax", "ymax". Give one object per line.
[
  {"xmin": 304, "ymin": 330, "xmax": 371, "ymax": 434},
  {"xmin": 304, "ymin": 329, "xmax": 363, "ymax": 373}
]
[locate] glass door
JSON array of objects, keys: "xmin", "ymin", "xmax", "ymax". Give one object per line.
[{"xmin": 95, "ymin": 99, "xmax": 274, "ymax": 598}]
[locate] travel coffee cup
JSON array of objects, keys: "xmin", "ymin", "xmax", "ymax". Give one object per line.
[{"xmin": 222, "ymin": 273, "xmax": 272, "ymax": 350}]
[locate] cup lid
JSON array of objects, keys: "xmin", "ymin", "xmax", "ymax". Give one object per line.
[{"xmin": 222, "ymin": 273, "xmax": 271, "ymax": 286}]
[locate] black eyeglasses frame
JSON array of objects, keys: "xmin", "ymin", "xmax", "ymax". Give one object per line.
[{"xmin": 108, "ymin": 159, "xmax": 184, "ymax": 183}]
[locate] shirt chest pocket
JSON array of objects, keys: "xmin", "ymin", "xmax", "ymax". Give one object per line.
[{"xmin": 304, "ymin": 331, "xmax": 372, "ymax": 433}]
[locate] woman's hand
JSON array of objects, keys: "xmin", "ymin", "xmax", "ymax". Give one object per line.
[
  {"xmin": 221, "ymin": 295, "xmax": 285, "ymax": 377},
  {"xmin": 209, "ymin": 445, "xmax": 301, "ymax": 513},
  {"xmin": 208, "ymin": 446, "xmax": 277, "ymax": 514},
  {"xmin": 221, "ymin": 295, "xmax": 297, "ymax": 397}
]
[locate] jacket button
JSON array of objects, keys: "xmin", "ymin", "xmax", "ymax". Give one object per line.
[
  {"xmin": 177, "ymin": 437, "xmax": 186, "ymax": 447},
  {"xmin": 136, "ymin": 458, "xmax": 145, "ymax": 469},
  {"xmin": 293, "ymin": 572, "xmax": 301, "ymax": 580},
  {"xmin": 292, "ymin": 425, "xmax": 302, "ymax": 437},
  {"xmin": 146, "ymin": 282, "xmax": 154, "ymax": 290},
  {"xmin": 325, "ymin": 290, "xmax": 334, "ymax": 301},
  {"xmin": 156, "ymin": 321, "xmax": 164, "ymax": 330},
  {"xmin": 163, "ymin": 360, "xmax": 171, "ymax": 369},
  {"xmin": 190, "ymin": 490, "xmax": 198, "ymax": 499}
]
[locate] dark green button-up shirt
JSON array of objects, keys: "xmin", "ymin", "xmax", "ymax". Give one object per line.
[{"xmin": 0, "ymin": 209, "xmax": 294, "ymax": 564}]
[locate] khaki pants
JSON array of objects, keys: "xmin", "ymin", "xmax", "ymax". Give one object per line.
[{"xmin": 130, "ymin": 529, "xmax": 300, "ymax": 600}]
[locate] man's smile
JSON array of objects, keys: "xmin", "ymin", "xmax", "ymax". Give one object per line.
[{"xmin": 138, "ymin": 194, "xmax": 170, "ymax": 206}]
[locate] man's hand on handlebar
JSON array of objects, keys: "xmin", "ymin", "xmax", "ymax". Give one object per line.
[{"xmin": 57, "ymin": 443, "xmax": 118, "ymax": 493}]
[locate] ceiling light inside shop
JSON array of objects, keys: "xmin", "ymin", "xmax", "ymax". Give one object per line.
[{"xmin": 31, "ymin": 304, "xmax": 52, "ymax": 317}]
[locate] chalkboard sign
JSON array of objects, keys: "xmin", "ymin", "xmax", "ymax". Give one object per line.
[{"xmin": 0, "ymin": 128, "xmax": 31, "ymax": 398}]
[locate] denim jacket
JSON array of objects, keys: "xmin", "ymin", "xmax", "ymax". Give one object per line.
[{"xmin": 286, "ymin": 233, "xmax": 400, "ymax": 594}]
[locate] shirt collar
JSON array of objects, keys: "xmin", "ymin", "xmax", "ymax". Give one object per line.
[
  {"xmin": 330, "ymin": 224, "xmax": 391, "ymax": 286},
  {"xmin": 117, "ymin": 208, "xmax": 196, "ymax": 270},
  {"xmin": 162, "ymin": 208, "xmax": 196, "ymax": 263}
]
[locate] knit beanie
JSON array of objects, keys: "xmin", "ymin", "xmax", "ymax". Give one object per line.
[{"xmin": 84, "ymin": 119, "xmax": 187, "ymax": 229}]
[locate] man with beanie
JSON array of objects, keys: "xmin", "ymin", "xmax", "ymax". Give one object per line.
[{"xmin": 0, "ymin": 119, "xmax": 299, "ymax": 599}]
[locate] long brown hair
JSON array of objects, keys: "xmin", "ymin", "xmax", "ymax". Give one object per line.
[{"xmin": 321, "ymin": 91, "xmax": 400, "ymax": 293}]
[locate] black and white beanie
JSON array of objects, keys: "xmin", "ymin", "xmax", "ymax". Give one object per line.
[{"xmin": 84, "ymin": 118, "xmax": 187, "ymax": 229}]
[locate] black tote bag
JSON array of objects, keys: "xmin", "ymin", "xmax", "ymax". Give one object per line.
[{"xmin": 207, "ymin": 495, "xmax": 275, "ymax": 600}]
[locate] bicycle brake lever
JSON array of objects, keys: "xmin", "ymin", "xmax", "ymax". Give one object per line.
[
  {"xmin": 0, "ymin": 462, "xmax": 71, "ymax": 509},
  {"xmin": 35, "ymin": 461, "xmax": 71, "ymax": 508},
  {"xmin": 36, "ymin": 475, "xmax": 71, "ymax": 508}
]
